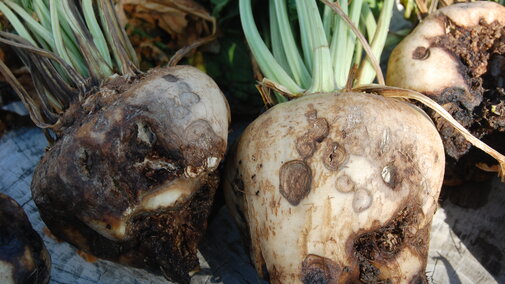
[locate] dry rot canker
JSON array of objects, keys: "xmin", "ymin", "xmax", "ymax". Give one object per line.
[
  {"xmin": 322, "ymin": 141, "xmax": 348, "ymax": 171},
  {"xmin": 27, "ymin": 67, "xmax": 229, "ymax": 283},
  {"xmin": 296, "ymin": 111, "xmax": 330, "ymax": 159},
  {"xmin": 279, "ymin": 160, "xmax": 312, "ymax": 206},
  {"xmin": 300, "ymin": 254, "xmax": 340, "ymax": 284},
  {"xmin": 412, "ymin": 46, "xmax": 430, "ymax": 60},
  {"xmin": 283, "ymin": 108, "xmax": 331, "ymax": 205},
  {"xmin": 296, "ymin": 134, "xmax": 317, "ymax": 158},
  {"xmin": 430, "ymin": 17, "xmax": 505, "ymax": 159},
  {"xmin": 180, "ymin": 92, "xmax": 200, "ymax": 106},
  {"xmin": 183, "ymin": 119, "xmax": 221, "ymax": 170},
  {"xmin": 334, "ymin": 174, "xmax": 373, "ymax": 213},
  {"xmin": 308, "ymin": 118, "xmax": 329, "ymax": 142},
  {"xmin": 352, "ymin": 206, "xmax": 419, "ymax": 282},
  {"xmin": 163, "ymin": 74, "xmax": 179, "ymax": 82}
]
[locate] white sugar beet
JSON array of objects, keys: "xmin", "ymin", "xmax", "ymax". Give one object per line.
[
  {"xmin": 225, "ymin": 92, "xmax": 445, "ymax": 283},
  {"xmin": 387, "ymin": 1, "xmax": 505, "ymax": 162}
]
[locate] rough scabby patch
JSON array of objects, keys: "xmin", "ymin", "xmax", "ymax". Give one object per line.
[
  {"xmin": 279, "ymin": 160, "xmax": 312, "ymax": 206},
  {"xmin": 300, "ymin": 254, "xmax": 340, "ymax": 284},
  {"xmin": 322, "ymin": 141, "xmax": 348, "ymax": 171}
]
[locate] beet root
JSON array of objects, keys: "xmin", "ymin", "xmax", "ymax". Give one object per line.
[
  {"xmin": 31, "ymin": 66, "xmax": 229, "ymax": 283},
  {"xmin": 387, "ymin": 2, "xmax": 505, "ymax": 183},
  {"xmin": 0, "ymin": 193, "xmax": 51, "ymax": 284},
  {"xmin": 224, "ymin": 92, "xmax": 444, "ymax": 283}
]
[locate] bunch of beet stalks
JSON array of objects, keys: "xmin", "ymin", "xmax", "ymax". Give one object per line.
[{"xmin": 0, "ymin": 0, "xmax": 504, "ymax": 284}]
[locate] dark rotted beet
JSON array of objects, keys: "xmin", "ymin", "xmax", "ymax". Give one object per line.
[
  {"xmin": 0, "ymin": 193, "xmax": 51, "ymax": 284},
  {"xmin": 387, "ymin": 2, "xmax": 505, "ymax": 187},
  {"xmin": 0, "ymin": 0, "xmax": 230, "ymax": 282},
  {"xmin": 31, "ymin": 66, "xmax": 229, "ymax": 284}
]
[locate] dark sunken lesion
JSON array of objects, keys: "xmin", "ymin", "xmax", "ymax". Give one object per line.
[
  {"xmin": 183, "ymin": 119, "xmax": 225, "ymax": 168},
  {"xmin": 296, "ymin": 110, "xmax": 330, "ymax": 160},
  {"xmin": 322, "ymin": 141, "xmax": 348, "ymax": 171},
  {"xmin": 412, "ymin": 46, "xmax": 430, "ymax": 60},
  {"xmin": 308, "ymin": 118, "xmax": 329, "ymax": 142},
  {"xmin": 300, "ymin": 254, "xmax": 340, "ymax": 284},
  {"xmin": 381, "ymin": 164, "xmax": 398, "ymax": 190},
  {"xmin": 349, "ymin": 205, "xmax": 428, "ymax": 283},
  {"xmin": 33, "ymin": 172, "xmax": 218, "ymax": 284}
]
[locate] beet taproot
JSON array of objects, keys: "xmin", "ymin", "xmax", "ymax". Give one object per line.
[
  {"xmin": 0, "ymin": 1, "xmax": 229, "ymax": 283},
  {"xmin": 0, "ymin": 193, "xmax": 51, "ymax": 284},
  {"xmin": 223, "ymin": 0, "xmax": 505, "ymax": 282},
  {"xmin": 387, "ymin": 1, "xmax": 505, "ymax": 184},
  {"xmin": 32, "ymin": 66, "xmax": 229, "ymax": 283},
  {"xmin": 225, "ymin": 92, "xmax": 444, "ymax": 283}
]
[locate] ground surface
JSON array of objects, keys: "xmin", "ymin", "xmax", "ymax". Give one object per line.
[{"xmin": 0, "ymin": 127, "xmax": 503, "ymax": 284}]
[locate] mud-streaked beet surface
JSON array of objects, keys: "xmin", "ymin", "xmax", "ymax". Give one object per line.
[{"xmin": 31, "ymin": 66, "xmax": 229, "ymax": 284}]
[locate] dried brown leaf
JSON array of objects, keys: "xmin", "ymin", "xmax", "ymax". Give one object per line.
[{"xmin": 113, "ymin": 0, "xmax": 215, "ymax": 69}]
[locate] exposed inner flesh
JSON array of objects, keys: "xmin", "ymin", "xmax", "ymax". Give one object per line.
[{"xmin": 87, "ymin": 177, "xmax": 202, "ymax": 241}]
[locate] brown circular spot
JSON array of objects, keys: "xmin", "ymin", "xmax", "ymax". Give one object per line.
[
  {"xmin": 296, "ymin": 134, "xmax": 316, "ymax": 158},
  {"xmin": 322, "ymin": 142, "xmax": 348, "ymax": 171},
  {"xmin": 308, "ymin": 118, "xmax": 329, "ymax": 142},
  {"xmin": 300, "ymin": 254, "xmax": 340, "ymax": 284},
  {"xmin": 381, "ymin": 164, "xmax": 397, "ymax": 189},
  {"xmin": 305, "ymin": 109, "xmax": 318, "ymax": 120},
  {"xmin": 335, "ymin": 174, "xmax": 355, "ymax": 193},
  {"xmin": 412, "ymin": 46, "xmax": 430, "ymax": 60},
  {"xmin": 353, "ymin": 188, "xmax": 372, "ymax": 213},
  {"xmin": 279, "ymin": 160, "xmax": 312, "ymax": 206}
]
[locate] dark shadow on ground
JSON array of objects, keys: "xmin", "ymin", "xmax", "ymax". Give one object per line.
[{"xmin": 441, "ymin": 178, "xmax": 505, "ymax": 283}]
